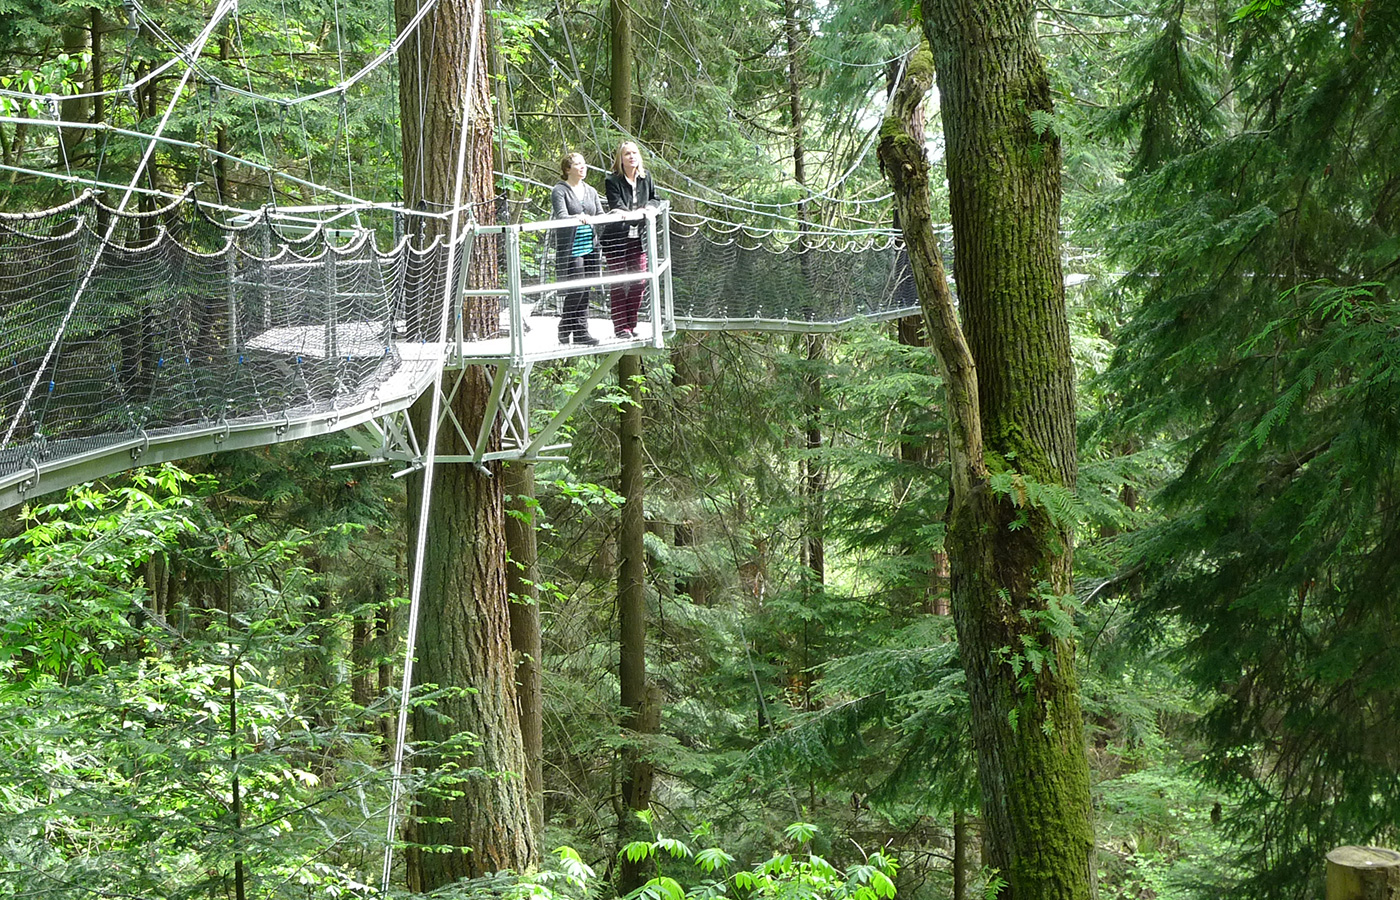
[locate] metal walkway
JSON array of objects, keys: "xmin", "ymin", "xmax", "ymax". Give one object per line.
[{"xmin": 0, "ymin": 199, "xmax": 919, "ymax": 509}]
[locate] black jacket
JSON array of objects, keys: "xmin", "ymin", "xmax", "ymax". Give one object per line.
[{"xmin": 602, "ymin": 171, "xmax": 659, "ymax": 243}]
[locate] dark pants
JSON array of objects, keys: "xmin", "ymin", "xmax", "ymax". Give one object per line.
[
  {"xmin": 607, "ymin": 239, "xmax": 647, "ymax": 334},
  {"xmin": 558, "ymin": 250, "xmax": 600, "ymax": 336}
]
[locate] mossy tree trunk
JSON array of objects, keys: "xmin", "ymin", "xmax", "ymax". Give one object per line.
[
  {"xmin": 879, "ymin": 15, "xmax": 1095, "ymax": 900},
  {"xmin": 396, "ymin": 0, "xmax": 536, "ymax": 886}
]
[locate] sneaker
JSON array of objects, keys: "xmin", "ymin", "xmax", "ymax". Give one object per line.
[{"xmin": 575, "ymin": 333, "xmax": 600, "ymax": 346}]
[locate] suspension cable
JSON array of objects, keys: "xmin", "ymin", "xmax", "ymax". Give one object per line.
[{"xmin": 1, "ymin": 0, "xmax": 237, "ymax": 451}]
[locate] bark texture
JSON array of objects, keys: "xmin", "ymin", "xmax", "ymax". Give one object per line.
[
  {"xmin": 610, "ymin": 5, "xmax": 655, "ymax": 891},
  {"xmin": 879, "ymin": 19, "xmax": 1095, "ymax": 900},
  {"xmin": 617, "ymin": 351, "xmax": 654, "ymax": 894},
  {"xmin": 397, "ymin": 0, "xmax": 536, "ymax": 886},
  {"xmin": 505, "ymin": 462, "xmax": 544, "ymax": 836}
]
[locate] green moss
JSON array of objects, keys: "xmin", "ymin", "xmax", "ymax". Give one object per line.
[
  {"xmin": 906, "ymin": 45, "xmax": 934, "ymax": 84},
  {"xmin": 878, "ymin": 114, "xmax": 908, "ymax": 144}
]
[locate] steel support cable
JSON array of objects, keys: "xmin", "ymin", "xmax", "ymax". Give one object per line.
[
  {"xmin": 805, "ymin": 41, "xmax": 922, "ymax": 69},
  {"xmin": 379, "ymin": 0, "xmax": 486, "ymax": 890},
  {"xmin": 503, "ymin": 170, "xmax": 900, "ymax": 242},
  {"xmin": 1, "ymin": 0, "xmax": 237, "ymax": 451},
  {"xmin": 549, "ymin": 0, "xmax": 604, "ymax": 156},
  {"xmin": 520, "ymin": 34, "xmax": 898, "ymax": 216},
  {"xmin": 329, "ymin": 0, "xmax": 359, "ymax": 217},
  {"xmin": 42, "ymin": 98, "xmax": 81, "ymax": 203},
  {"xmin": 194, "ymin": 77, "xmax": 225, "ymax": 206},
  {"xmin": 91, "ymin": 17, "xmax": 141, "ymax": 186},
  {"xmin": 270, "ymin": 0, "xmax": 321, "ymax": 200},
  {"xmin": 0, "ymin": 114, "xmax": 398, "ymax": 214},
  {"xmin": 0, "ymin": 49, "xmax": 182, "ymax": 106},
  {"xmin": 530, "ymin": 58, "xmax": 897, "ymax": 220},
  {"xmin": 97, "ymin": 0, "xmax": 444, "ymax": 110}
]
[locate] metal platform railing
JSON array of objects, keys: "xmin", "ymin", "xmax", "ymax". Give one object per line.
[{"xmin": 458, "ymin": 203, "xmax": 675, "ymax": 364}]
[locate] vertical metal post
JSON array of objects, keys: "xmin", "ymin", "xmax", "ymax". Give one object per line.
[
  {"xmin": 660, "ymin": 204, "xmax": 674, "ymax": 334},
  {"xmin": 453, "ymin": 230, "xmax": 469, "ymax": 359},
  {"xmin": 645, "ymin": 207, "xmax": 662, "ymax": 349},
  {"xmin": 261, "ymin": 219, "xmax": 273, "ymax": 331},
  {"xmin": 506, "ymin": 225, "xmax": 525, "ymax": 366}
]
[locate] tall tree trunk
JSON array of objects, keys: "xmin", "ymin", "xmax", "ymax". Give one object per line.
[
  {"xmin": 801, "ymin": 332, "xmax": 825, "ymax": 591},
  {"xmin": 58, "ymin": 22, "xmax": 90, "ymax": 162},
  {"xmin": 953, "ymin": 808, "xmax": 968, "ymax": 900},
  {"xmin": 377, "ymin": 566, "xmax": 395, "ymax": 744},
  {"xmin": 504, "ymin": 462, "xmax": 544, "ymax": 836},
  {"xmin": 216, "ymin": 24, "xmax": 232, "ymax": 202},
  {"xmin": 612, "ymin": 2, "xmax": 654, "ymax": 891},
  {"xmin": 783, "ymin": 0, "xmax": 808, "ymax": 226},
  {"xmin": 893, "ymin": 314, "xmax": 950, "ymax": 615},
  {"xmin": 90, "ymin": 9, "xmax": 103, "ymax": 125},
  {"xmin": 616, "ymin": 350, "xmax": 654, "ymax": 893},
  {"xmin": 396, "ymin": 0, "xmax": 535, "ymax": 886},
  {"xmin": 879, "ymin": 23, "xmax": 1095, "ymax": 900},
  {"xmin": 787, "ymin": 0, "xmax": 824, "ymax": 709},
  {"xmin": 610, "ymin": 0, "xmax": 631, "ymax": 126}
]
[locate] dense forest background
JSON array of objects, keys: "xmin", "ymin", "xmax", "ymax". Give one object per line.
[{"xmin": 1, "ymin": 0, "xmax": 1396, "ymax": 898}]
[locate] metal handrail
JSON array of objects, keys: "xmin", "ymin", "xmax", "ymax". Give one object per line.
[{"xmin": 459, "ymin": 204, "xmax": 675, "ymax": 366}]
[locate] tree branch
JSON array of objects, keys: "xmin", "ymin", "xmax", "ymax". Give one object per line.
[{"xmin": 877, "ymin": 44, "xmax": 987, "ymax": 498}]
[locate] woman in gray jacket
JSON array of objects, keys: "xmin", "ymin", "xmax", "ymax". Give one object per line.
[{"xmin": 551, "ymin": 151, "xmax": 604, "ymax": 345}]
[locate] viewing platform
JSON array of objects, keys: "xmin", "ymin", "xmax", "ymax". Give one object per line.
[{"xmin": 451, "ymin": 203, "xmax": 675, "ymax": 366}]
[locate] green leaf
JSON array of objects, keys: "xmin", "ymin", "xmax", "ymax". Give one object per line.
[
  {"xmin": 783, "ymin": 822, "xmax": 818, "ymax": 844},
  {"xmin": 695, "ymin": 847, "xmax": 735, "ymax": 873}
]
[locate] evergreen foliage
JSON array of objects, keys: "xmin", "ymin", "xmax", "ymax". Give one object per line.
[
  {"xmin": 0, "ymin": 468, "xmax": 396, "ymax": 899},
  {"xmin": 9, "ymin": 0, "xmax": 1399, "ymax": 895},
  {"xmin": 1100, "ymin": 0, "xmax": 1400, "ymax": 895}
]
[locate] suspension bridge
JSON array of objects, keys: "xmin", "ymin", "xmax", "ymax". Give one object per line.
[
  {"xmin": 0, "ymin": 0, "xmax": 1101, "ymax": 891},
  {"xmin": 0, "ymin": 188, "xmax": 921, "ymax": 510}
]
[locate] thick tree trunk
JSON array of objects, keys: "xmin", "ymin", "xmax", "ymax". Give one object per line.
[
  {"xmin": 879, "ymin": 18, "xmax": 1095, "ymax": 900},
  {"xmin": 617, "ymin": 351, "xmax": 654, "ymax": 894},
  {"xmin": 396, "ymin": 0, "xmax": 536, "ymax": 886},
  {"xmin": 504, "ymin": 462, "xmax": 544, "ymax": 836},
  {"xmin": 611, "ymin": 4, "xmax": 654, "ymax": 891},
  {"xmin": 403, "ymin": 426, "xmax": 535, "ymax": 885}
]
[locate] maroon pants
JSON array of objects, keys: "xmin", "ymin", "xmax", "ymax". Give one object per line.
[{"xmin": 608, "ymin": 241, "xmax": 648, "ymax": 334}]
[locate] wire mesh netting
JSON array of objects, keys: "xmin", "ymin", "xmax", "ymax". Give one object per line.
[
  {"xmin": 2, "ymin": 190, "xmax": 925, "ymax": 497},
  {"xmin": 516, "ymin": 207, "xmax": 921, "ymax": 332},
  {"xmin": 668, "ymin": 226, "xmax": 921, "ymax": 328},
  {"xmin": 0, "ymin": 192, "xmax": 443, "ymax": 488}
]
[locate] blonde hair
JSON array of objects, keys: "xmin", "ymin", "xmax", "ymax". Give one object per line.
[
  {"xmin": 558, "ymin": 152, "xmax": 585, "ymax": 179},
  {"xmin": 612, "ymin": 141, "xmax": 645, "ymax": 177}
]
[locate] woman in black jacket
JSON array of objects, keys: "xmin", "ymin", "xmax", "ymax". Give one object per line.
[
  {"xmin": 602, "ymin": 141, "xmax": 658, "ymax": 338},
  {"xmin": 551, "ymin": 151, "xmax": 604, "ymax": 345}
]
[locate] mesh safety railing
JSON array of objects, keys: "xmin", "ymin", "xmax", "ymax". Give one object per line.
[
  {"xmin": 0, "ymin": 191, "xmax": 430, "ymax": 494},
  {"xmin": 1, "ymin": 191, "xmax": 928, "ymax": 500}
]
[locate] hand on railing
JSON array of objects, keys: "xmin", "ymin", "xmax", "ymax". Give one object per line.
[{"xmin": 506, "ymin": 201, "xmax": 669, "ymax": 234}]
